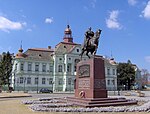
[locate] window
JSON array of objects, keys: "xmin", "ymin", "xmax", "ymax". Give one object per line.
[
  {"xmin": 28, "ymin": 63, "xmax": 32, "ymax": 71},
  {"xmin": 68, "ymin": 78, "xmax": 72, "ymax": 85},
  {"xmin": 58, "ymin": 78, "xmax": 63, "ymax": 85},
  {"xmin": 58, "ymin": 65, "xmax": 63, "ymax": 72},
  {"xmin": 20, "ymin": 63, "xmax": 24, "ymax": 71},
  {"xmin": 49, "ymin": 65, "xmax": 53, "ymax": 72},
  {"xmin": 74, "ymin": 59, "xmax": 80, "ymax": 72},
  {"xmin": 107, "ymin": 68, "xmax": 110, "ymax": 75},
  {"xmin": 76, "ymin": 49, "xmax": 79, "ymax": 52},
  {"xmin": 107, "ymin": 80, "xmax": 110, "ymax": 85},
  {"xmin": 67, "ymin": 63, "xmax": 71, "ymax": 72},
  {"xmin": 42, "ymin": 64, "xmax": 46, "ymax": 72},
  {"xmin": 35, "ymin": 77, "xmax": 38, "ymax": 84},
  {"xmin": 42, "ymin": 78, "xmax": 46, "ymax": 84},
  {"xmin": 49, "ymin": 78, "xmax": 53, "ymax": 84},
  {"xmin": 112, "ymin": 80, "xmax": 115, "ymax": 85},
  {"xmin": 74, "ymin": 66, "xmax": 77, "ymax": 72},
  {"xmin": 27, "ymin": 77, "xmax": 31, "ymax": 84},
  {"xmin": 113, "ymin": 69, "xmax": 115, "ymax": 75},
  {"xmin": 20, "ymin": 77, "xmax": 24, "ymax": 84},
  {"xmin": 35, "ymin": 63, "xmax": 39, "ymax": 72}
]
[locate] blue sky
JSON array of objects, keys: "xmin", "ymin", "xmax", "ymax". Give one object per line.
[{"xmin": 0, "ymin": 0, "xmax": 150, "ymax": 72}]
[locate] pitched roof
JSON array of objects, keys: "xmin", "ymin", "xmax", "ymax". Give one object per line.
[
  {"xmin": 23, "ymin": 48, "xmax": 54, "ymax": 61},
  {"xmin": 104, "ymin": 57, "xmax": 117, "ymax": 65},
  {"xmin": 55, "ymin": 42, "xmax": 81, "ymax": 54}
]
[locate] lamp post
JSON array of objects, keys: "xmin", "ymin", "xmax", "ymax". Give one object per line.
[
  {"xmin": 52, "ymin": 81, "xmax": 54, "ymax": 92},
  {"xmin": 36, "ymin": 77, "xmax": 39, "ymax": 94},
  {"xmin": 117, "ymin": 79, "xmax": 120, "ymax": 96},
  {"xmin": 124, "ymin": 85, "xmax": 126, "ymax": 90},
  {"xmin": 69, "ymin": 79, "xmax": 71, "ymax": 92},
  {"xmin": 23, "ymin": 77, "xmax": 26, "ymax": 93},
  {"xmin": 14, "ymin": 73, "xmax": 15, "ymax": 91},
  {"xmin": 16, "ymin": 77, "xmax": 19, "ymax": 92},
  {"xmin": 117, "ymin": 73, "xmax": 120, "ymax": 96},
  {"xmin": 113, "ymin": 78, "xmax": 115, "ymax": 95}
]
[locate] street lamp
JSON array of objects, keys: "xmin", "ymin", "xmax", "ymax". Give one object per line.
[
  {"xmin": 16, "ymin": 77, "xmax": 19, "ymax": 92},
  {"xmin": 113, "ymin": 78, "xmax": 115, "ymax": 95},
  {"xmin": 117, "ymin": 73, "xmax": 120, "ymax": 96},
  {"xmin": 36, "ymin": 77, "xmax": 39, "ymax": 94},
  {"xmin": 52, "ymin": 81, "xmax": 54, "ymax": 92},
  {"xmin": 23, "ymin": 77, "xmax": 26, "ymax": 93},
  {"xmin": 124, "ymin": 85, "xmax": 126, "ymax": 90},
  {"xmin": 14, "ymin": 73, "xmax": 16, "ymax": 91},
  {"xmin": 69, "ymin": 79, "xmax": 72, "ymax": 92}
]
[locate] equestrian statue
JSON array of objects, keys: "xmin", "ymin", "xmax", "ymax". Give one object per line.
[{"xmin": 80, "ymin": 27, "xmax": 102, "ymax": 60}]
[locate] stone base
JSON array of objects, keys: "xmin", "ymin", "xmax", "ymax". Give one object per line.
[
  {"xmin": 75, "ymin": 89, "xmax": 107, "ymax": 98},
  {"xmin": 66, "ymin": 97, "xmax": 137, "ymax": 108},
  {"xmin": 75, "ymin": 57, "xmax": 107, "ymax": 99}
]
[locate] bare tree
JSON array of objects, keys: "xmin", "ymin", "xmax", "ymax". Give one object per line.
[{"xmin": 141, "ymin": 69, "xmax": 149, "ymax": 87}]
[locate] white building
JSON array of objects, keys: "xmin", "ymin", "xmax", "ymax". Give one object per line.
[
  {"xmin": 11, "ymin": 25, "xmax": 117, "ymax": 92},
  {"xmin": 105, "ymin": 58, "xmax": 117, "ymax": 90},
  {"xmin": 132, "ymin": 65, "xmax": 142, "ymax": 89},
  {"xmin": 11, "ymin": 47, "xmax": 54, "ymax": 92}
]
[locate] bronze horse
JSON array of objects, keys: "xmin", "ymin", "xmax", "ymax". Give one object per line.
[{"xmin": 80, "ymin": 29, "xmax": 102, "ymax": 60}]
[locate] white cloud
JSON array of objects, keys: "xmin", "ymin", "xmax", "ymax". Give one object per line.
[
  {"xmin": 45, "ymin": 17, "xmax": 53, "ymax": 24},
  {"xmin": 0, "ymin": 16, "xmax": 24, "ymax": 32},
  {"xmin": 141, "ymin": 1, "xmax": 150, "ymax": 19},
  {"xmin": 145, "ymin": 56, "xmax": 150, "ymax": 63},
  {"xmin": 83, "ymin": 0, "xmax": 97, "ymax": 10},
  {"xmin": 128, "ymin": 0, "xmax": 137, "ymax": 6},
  {"xmin": 91, "ymin": 0, "xmax": 97, "ymax": 8},
  {"xmin": 106, "ymin": 10, "xmax": 122, "ymax": 29},
  {"xmin": 22, "ymin": 22, "xmax": 27, "ymax": 26},
  {"xmin": 26, "ymin": 28, "xmax": 32, "ymax": 32}
]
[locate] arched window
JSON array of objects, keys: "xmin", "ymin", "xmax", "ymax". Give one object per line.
[
  {"xmin": 74, "ymin": 59, "xmax": 80, "ymax": 72},
  {"xmin": 58, "ymin": 65, "xmax": 63, "ymax": 72}
]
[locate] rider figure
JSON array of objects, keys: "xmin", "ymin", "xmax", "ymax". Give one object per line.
[{"xmin": 84, "ymin": 27, "xmax": 94, "ymax": 48}]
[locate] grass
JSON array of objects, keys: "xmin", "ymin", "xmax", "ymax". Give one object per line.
[{"xmin": 0, "ymin": 99, "xmax": 150, "ymax": 114}]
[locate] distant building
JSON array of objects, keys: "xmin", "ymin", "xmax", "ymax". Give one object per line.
[
  {"xmin": 141, "ymin": 71, "xmax": 150, "ymax": 89},
  {"xmin": 146, "ymin": 74, "xmax": 150, "ymax": 88},
  {"xmin": 132, "ymin": 65, "xmax": 142, "ymax": 89},
  {"xmin": 11, "ymin": 25, "xmax": 118, "ymax": 92},
  {"xmin": 105, "ymin": 58, "xmax": 117, "ymax": 90}
]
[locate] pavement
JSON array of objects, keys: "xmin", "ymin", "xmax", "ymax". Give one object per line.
[
  {"xmin": 0, "ymin": 90, "xmax": 150, "ymax": 99},
  {"xmin": 0, "ymin": 91, "xmax": 32, "ymax": 98}
]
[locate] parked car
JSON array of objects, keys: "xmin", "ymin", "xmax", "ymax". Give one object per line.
[{"xmin": 39, "ymin": 88, "xmax": 53, "ymax": 93}]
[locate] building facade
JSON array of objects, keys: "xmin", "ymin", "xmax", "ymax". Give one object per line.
[
  {"xmin": 133, "ymin": 65, "xmax": 142, "ymax": 90},
  {"xmin": 105, "ymin": 58, "xmax": 117, "ymax": 90},
  {"xmin": 11, "ymin": 25, "xmax": 118, "ymax": 92}
]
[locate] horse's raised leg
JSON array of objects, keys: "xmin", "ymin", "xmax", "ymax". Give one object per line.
[
  {"xmin": 86, "ymin": 51, "xmax": 90, "ymax": 58},
  {"xmin": 79, "ymin": 48, "xmax": 85, "ymax": 60},
  {"xmin": 93, "ymin": 46, "xmax": 98, "ymax": 55}
]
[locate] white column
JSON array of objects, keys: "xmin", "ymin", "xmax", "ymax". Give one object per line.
[{"xmin": 63, "ymin": 54, "xmax": 67, "ymax": 91}]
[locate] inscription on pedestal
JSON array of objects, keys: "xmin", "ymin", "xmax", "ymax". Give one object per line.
[
  {"xmin": 78, "ymin": 79, "xmax": 90, "ymax": 89},
  {"xmin": 78, "ymin": 64, "xmax": 90, "ymax": 77},
  {"xmin": 94, "ymin": 79, "xmax": 106, "ymax": 89}
]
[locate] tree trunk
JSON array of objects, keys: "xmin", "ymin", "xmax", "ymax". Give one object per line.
[
  {"xmin": 0, "ymin": 85, "xmax": 2, "ymax": 93},
  {"xmin": 128, "ymin": 78, "xmax": 131, "ymax": 90}
]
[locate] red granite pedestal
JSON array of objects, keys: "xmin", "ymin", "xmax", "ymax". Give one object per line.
[
  {"xmin": 66, "ymin": 57, "xmax": 137, "ymax": 107},
  {"xmin": 75, "ymin": 57, "xmax": 107, "ymax": 98}
]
